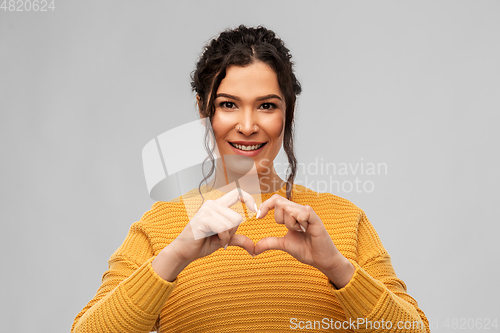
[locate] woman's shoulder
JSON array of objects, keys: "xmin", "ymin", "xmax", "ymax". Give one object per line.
[
  {"xmin": 139, "ymin": 200, "xmax": 179, "ymax": 220},
  {"xmin": 132, "ymin": 196, "xmax": 189, "ymax": 233},
  {"xmin": 122, "ymin": 198, "xmax": 190, "ymax": 253}
]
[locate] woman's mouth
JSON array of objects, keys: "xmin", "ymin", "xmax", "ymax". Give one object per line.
[
  {"xmin": 229, "ymin": 142, "xmax": 266, "ymax": 151},
  {"xmin": 228, "ymin": 141, "xmax": 267, "ymax": 156}
]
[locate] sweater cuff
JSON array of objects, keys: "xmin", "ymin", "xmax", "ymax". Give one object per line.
[
  {"xmin": 327, "ymin": 259, "xmax": 386, "ymax": 318},
  {"xmin": 122, "ymin": 256, "xmax": 177, "ymax": 314}
]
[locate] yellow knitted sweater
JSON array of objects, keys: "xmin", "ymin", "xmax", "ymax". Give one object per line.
[{"xmin": 72, "ymin": 184, "xmax": 429, "ymax": 332}]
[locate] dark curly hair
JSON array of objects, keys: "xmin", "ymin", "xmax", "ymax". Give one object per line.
[{"xmin": 191, "ymin": 24, "xmax": 302, "ymax": 200}]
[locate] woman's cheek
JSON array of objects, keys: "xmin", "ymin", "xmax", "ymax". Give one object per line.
[{"xmin": 267, "ymin": 112, "xmax": 285, "ymax": 136}]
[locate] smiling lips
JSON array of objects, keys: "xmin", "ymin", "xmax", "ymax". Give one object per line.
[
  {"xmin": 230, "ymin": 142, "xmax": 266, "ymax": 151},
  {"xmin": 228, "ymin": 141, "xmax": 267, "ymax": 156}
]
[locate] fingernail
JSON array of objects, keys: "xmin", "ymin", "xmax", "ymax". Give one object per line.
[
  {"xmin": 224, "ymin": 243, "xmax": 228, "ymax": 250},
  {"xmin": 256, "ymin": 209, "xmax": 261, "ymax": 219},
  {"xmin": 254, "ymin": 203, "xmax": 258, "ymax": 212},
  {"xmin": 300, "ymin": 225, "xmax": 306, "ymax": 232}
]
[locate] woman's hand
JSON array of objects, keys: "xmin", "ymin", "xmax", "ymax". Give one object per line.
[
  {"xmin": 254, "ymin": 194, "xmax": 355, "ymax": 288},
  {"xmin": 152, "ymin": 188, "xmax": 257, "ymax": 281}
]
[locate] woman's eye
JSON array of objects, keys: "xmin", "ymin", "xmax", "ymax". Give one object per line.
[
  {"xmin": 260, "ymin": 103, "xmax": 276, "ymax": 110},
  {"xmin": 220, "ymin": 101, "xmax": 236, "ymax": 109}
]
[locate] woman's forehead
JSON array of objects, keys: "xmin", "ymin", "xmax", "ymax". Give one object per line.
[{"xmin": 217, "ymin": 62, "xmax": 283, "ymax": 99}]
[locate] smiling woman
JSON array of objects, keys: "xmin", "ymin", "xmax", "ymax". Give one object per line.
[{"xmin": 71, "ymin": 25, "xmax": 430, "ymax": 333}]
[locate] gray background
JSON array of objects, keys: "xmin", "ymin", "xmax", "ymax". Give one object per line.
[{"xmin": 1, "ymin": 1, "xmax": 499, "ymax": 332}]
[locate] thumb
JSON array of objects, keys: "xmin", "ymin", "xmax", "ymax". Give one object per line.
[
  {"xmin": 228, "ymin": 234, "xmax": 256, "ymax": 256},
  {"xmin": 254, "ymin": 237, "xmax": 285, "ymax": 256}
]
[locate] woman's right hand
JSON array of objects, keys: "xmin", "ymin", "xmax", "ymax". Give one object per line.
[{"xmin": 152, "ymin": 188, "xmax": 257, "ymax": 281}]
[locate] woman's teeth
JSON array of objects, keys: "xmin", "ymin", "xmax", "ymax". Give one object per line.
[{"xmin": 230, "ymin": 143, "xmax": 265, "ymax": 151}]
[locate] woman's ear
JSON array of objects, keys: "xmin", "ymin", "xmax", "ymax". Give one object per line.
[{"xmin": 196, "ymin": 95, "xmax": 203, "ymax": 118}]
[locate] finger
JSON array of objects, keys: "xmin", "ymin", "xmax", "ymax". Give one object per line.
[
  {"xmin": 228, "ymin": 234, "xmax": 255, "ymax": 256},
  {"xmin": 254, "ymin": 236, "xmax": 285, "ymax": 255},
  {"xmin": 204, "ymin": 199, "xmax": 244, "ymax": 228},
  {"xmin": 227, "ymin": 226, "xmax": 238, "ymax": 238},
  {"xmin": 209, "ymin": 234, "xmax": 220, "ymax": 244},
  {"xmin": 296, "ymin": 205, "xmax": 323, "ymax": 231},
  {"xmin": 283, "ymin": 209, "xmax": 304, "ymax": 232},
  {"xmin": 260, "ymin": 195, "xmax": 302, "ymax": 232},
  {"xmin": 215, "ymin": 188, "xmax": 257, "ymax": 212},
  {"xmin": 217, "ymin": 230, "xmax": 230, "ymax": 249},
  {"xmin": 192, "ymin": 208, "xmax": 234, "ymax": 240},
  {"xmin": 209, "ymin": 201, "xmax": 244, "ymax": 228},
  {"xmin": 256, "ymin": 194, "xmax": 289, "ymax": 219},
  {"xmin": 295, "ymin": 210, "xmax": 309, "ymax": 232},
  {"xmin": 225, "ymin": 226, "xmax": 239, "ymax": 247},
  {"xmin": 227, "ymin": 226, "xmax": 247, "ymax": 243},
  {"xmin": 274, "ymin": 198, "xmax": 284, "ymax": 224}
]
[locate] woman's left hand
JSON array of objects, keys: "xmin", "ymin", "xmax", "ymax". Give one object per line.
[{"xmin": 254, "ymin": 194, "xmax": 355, "ymax": 288}]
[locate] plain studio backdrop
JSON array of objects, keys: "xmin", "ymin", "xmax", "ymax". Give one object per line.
[{"xmin": 1, "ymin": 1, "xmax": 499, "ymax": 332}]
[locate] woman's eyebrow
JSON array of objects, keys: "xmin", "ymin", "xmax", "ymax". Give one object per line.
[
  {"xmin": 256, "ymin": 94, "xmax": 282, "ymax": 101},
  {"xmin": 216, "ymin": 93, "xmax": 283, "ymax": 101}
]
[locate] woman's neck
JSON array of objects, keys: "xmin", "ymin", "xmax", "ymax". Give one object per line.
[{"xmin": 208, "ymin": 163, "xmax": 286, "ymax": 194}]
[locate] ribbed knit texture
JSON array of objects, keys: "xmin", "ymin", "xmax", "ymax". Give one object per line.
[{"xmin": 72, "ymin": 184, "xmax": 429, "ymax": 332}]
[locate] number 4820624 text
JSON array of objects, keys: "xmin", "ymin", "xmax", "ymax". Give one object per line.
[{"xmin": 1, "ymin": 0, "xmax": 55, "ymax": 11}]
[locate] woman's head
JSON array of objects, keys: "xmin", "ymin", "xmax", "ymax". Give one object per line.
[{"xmin": 191, "ymin": 25, "xmax": 301, "ymax": 199}]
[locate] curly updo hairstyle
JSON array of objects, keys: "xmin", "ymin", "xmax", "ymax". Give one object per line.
[{"xmin": 191, "ymin": 24, "xmax": 302, "ymax": 200}]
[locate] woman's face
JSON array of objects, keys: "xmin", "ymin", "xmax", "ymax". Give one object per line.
[{"xmin": 210, "ymin": 60, "xmax": 286, "ymax": 177}]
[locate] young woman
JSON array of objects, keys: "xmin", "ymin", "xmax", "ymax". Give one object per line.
[{"xmin": 72, "ymin": 25, "xmax": 429, "ymax": 333}]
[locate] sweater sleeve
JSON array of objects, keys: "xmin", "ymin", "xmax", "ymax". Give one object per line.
[
  {"xmin": 327, "ymin": 210, "xmax": 430, "ymax": 332},
  {"xmin": 71, "ymin": 221, "xmax": 177, "ymax": 333}
]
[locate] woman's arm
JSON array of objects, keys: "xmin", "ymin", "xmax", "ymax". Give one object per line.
[
  {"xmin": 327, "ymin": 211, "xmax": 429, "ymax": 332},
  {"xmin": 71, "ymin": 222, "xmax": 177, "ymax": 333}
]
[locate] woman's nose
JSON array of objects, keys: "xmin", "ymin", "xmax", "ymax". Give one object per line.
[{"xmin": 236, "ymin": 110, "xmax": 259, "ymax": 135}]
